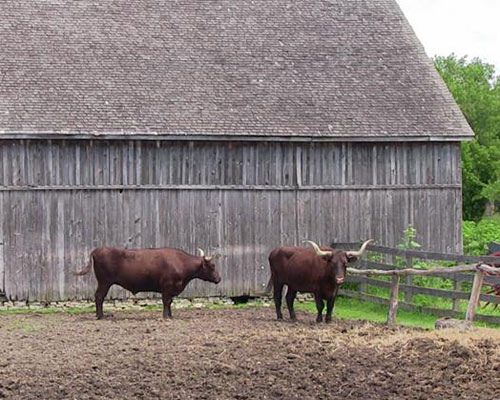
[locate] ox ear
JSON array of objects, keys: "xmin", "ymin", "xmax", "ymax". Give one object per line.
[{"xmin": 346, "ymin": 253, "xmax": 358, "ymax": 263}]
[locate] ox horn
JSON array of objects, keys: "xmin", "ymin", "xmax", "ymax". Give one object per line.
[
  {"xmin": 197, "ymin": 248, "xmax": 213, "ymax": 262},
  {"xmin": 346, "ymin": 239, "xmax": 374, "ymax": 258},
  {"xmin": 303, "ymin": 240, "xmax": 333, "ymax": 258}
]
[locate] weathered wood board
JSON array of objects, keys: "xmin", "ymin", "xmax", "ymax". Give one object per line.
[{"xmin": 0, "ymin": 139, "xmax": 464, "ymax": 301}]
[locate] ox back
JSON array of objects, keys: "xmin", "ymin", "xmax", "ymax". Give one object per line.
[{"xmin": 76, "ymin": 247, "xmax": 221, "ymax": 319}]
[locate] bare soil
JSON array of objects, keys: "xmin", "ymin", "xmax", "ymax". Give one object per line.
[{"xmin": 1, "ymin": 307, "xmax": 500, "ymax": 400}]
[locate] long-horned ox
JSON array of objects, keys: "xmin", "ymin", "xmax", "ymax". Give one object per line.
[
  {"xmin": 75, "ymin": 247, "xmax": 221, "ymax": 319},
  {"xmin": 268, "ymin": 240, "xmax": 372, "ymax": 323}
]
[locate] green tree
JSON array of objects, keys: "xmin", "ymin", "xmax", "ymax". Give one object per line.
[{"xmin": 434, "ymin": 55, "xmax": 500, "ymax": 220}]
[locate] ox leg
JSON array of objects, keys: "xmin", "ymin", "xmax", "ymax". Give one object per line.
[
  {"xmin": 162, "ymin": 292, "xmax": 173, "ymax": 319},
  {"xmin": 325, "ymin": 287, "xmax": 339, "ymax": 323},
  {"xmin": 325, "ymin": 296, "xmax": 335, "ymax": 323},
  {"xmin": 95, "ymin": 283, "xmax": 111, "ymax": 320},
  {"xmin": 285, "ymin": 288, "xmax": 298, "ymax": 321},
  {"xmin": 273, "ymin": 283, "xmax": 285, "ymax": 320},
  {"xmin": 314, "ymin": 295, "xmax": 324, "ymax": 323}
]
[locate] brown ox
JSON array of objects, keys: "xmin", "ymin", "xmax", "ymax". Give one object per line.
[
  {"xmin": 75, "ymin": 247, "xmax": 221, "ymax": 319},
  {"xmin": 268, "ymin": 240, "xmax": 372, "ymax": 323}
]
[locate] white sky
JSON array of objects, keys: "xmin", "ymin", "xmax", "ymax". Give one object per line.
[{"xmin": 395, "ymin": 0, "xmax": 500, "ymax": 73}]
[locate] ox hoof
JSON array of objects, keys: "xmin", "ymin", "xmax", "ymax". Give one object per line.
[{"xmin": 96, "ymin": 313, "xmax": 113, "ymax": 320}]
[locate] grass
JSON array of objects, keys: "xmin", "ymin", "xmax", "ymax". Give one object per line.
[
  {"xmin": 300, "ymin": 296, "xmax": 500, "ymax": 329},
  {"xmin": 0, "ymin": 305, "xmax": 95, "ymax": 316},
  {"xmin": 296, "ymin": 297, "xmax": 440, "ymax": 329}
]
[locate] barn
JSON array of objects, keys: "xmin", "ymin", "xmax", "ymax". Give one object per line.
[{"xmin": 0, "ymin": 0, "xmax": 473, "ymax": 302}]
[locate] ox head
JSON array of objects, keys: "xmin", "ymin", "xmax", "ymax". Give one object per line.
[
  {"xmin": 304, "ymin": 239, "xmax": 373, "ymax": 284},
  {"xmin": 197, "ymin": 248, "xmax": 221, "ymax": 284}
]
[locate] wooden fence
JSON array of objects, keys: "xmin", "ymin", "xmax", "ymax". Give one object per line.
[{"xmin": 335, "ymin": 243, "xmax": 500, "ymax": 325}]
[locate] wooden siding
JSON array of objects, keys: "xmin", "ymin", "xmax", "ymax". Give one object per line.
[
  {"xmin": 0, "ymin": 140, "xmax": 463, "ymax": 301},
  {"xmin": 0, "ymin": 140, "xmax": 461, "ymax": 187}
]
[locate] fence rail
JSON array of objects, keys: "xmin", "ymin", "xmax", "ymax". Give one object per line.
[
  {"xmin": 337, "ymin": 242, "xmax": 500, "ymax": 326},
  {"xmin": 361, "ymin": 259, "xmax": 500, "ymax": 285},
  {"xmin": 348, "ymin": 275, "xmax": 500, "ymax": 303},
  {"xmin": 334, "ymin": 242, "xmax": 500, "ymax": 264}
]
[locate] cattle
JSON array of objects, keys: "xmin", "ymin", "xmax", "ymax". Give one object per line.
[
  {"xmin": 75, "ymin": 247, "xmax": 221, "ymax": 319},
  {"xmin": 267, "ymin": 240, "xmax": 372, "ymax": 323}
]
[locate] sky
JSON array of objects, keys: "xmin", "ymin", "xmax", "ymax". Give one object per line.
[{"xmin": 395, "ymin": 0, "xmax": 500, "ymax": 73}]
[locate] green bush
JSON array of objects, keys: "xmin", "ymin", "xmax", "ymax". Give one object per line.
[{"xmin": 463, "ymin": 217, "xmax": 500, "ymax": 255}]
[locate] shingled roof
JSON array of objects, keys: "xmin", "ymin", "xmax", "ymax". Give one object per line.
[{"xmin": 0, "ymin": 0, "xmax": 473, "ymax": 140}]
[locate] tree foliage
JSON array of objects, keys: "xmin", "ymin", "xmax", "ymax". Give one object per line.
[
  {"xmin": 434, "ymin": 55, "xmax": 500, "ymax": 220},
  {"xmin": 463, "ymin": 217, "xmax": 500, "ymax": 255}
]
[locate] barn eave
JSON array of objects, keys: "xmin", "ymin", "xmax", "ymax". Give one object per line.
[{"xmin": 0, "ymin": 132, "xmax": 474, "ymax": 142}]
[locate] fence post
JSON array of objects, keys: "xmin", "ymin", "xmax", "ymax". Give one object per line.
[
  {"xmin": 358, "ymin": 259, "xmax": 367, "ymax": 294},
  {"xmin": 453, "ymin": 279, "xmax": 462, "ymax": 312},
  {"xmin": 405, "ymin": 256, "xmax": 413, "ymax": 303},
  {"xmin": 465, "ymin": 270, "xmax": 484, "ymax": 322},
  {"xmin": 359, "ymin": 279, "xmax": 367, "ymax": 295},
  {"xmin": 387, "ymin": 275, "xmax": 401, "ymax": 326}
]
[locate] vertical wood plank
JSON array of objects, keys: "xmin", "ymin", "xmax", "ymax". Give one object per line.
[
  {"xmin": 347, "ymin": 143, "xmax": 353, "ymax": 185},
  {"xmin": 135, "ymin": 141, "xmax": 142, "ymax": 185},
  {"xmin": 0, "ymin": 192, "xmax": 4, "ymax": 295},
  {"xmin": 390, "ymin": 145, "xmax": 396, "ymax": 185},
  {"xmin": 387, "ymin": 275, "xmax": 401, "ymax": 326},
  {"xmin": 340, "ymin": 143, "xmax": 346, "ymax": 186},
  {"xmin": 405, "ymin": 256, "xmax": 413, "ymax": 303},
  {"xmin": 453, "ymin": 280, "xmax": 462, "ymax": 312},
  {"xmin": 57, "ymin": 195, "xmax": 65, "ymax": 300},
  {"xmin": 371, "ymin": 146, "xmax": 377, "ymax": 185},
  {"xmin": 296, "ymin": 146, "xmax": 302, "ymax": 187},
  {"xmin": 0, "ymin": 142, "xmax": 5, "ymax": 186}
]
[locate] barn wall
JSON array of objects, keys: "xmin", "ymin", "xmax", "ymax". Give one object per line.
[
  {"xmin": 0, "ymin": 140, "xmax": 460, "ymax": 187},
  {"xmin": 0, "ymin": 139, "xmax": 463, "ymax": 301}
]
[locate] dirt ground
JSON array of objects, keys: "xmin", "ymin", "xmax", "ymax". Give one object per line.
[{"xmin": 1, "ymin": 307, "xmax": 500, "ymax": 400}]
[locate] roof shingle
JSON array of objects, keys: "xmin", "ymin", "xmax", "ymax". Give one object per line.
[{"xmin": 0, "ymin": 0, "xmax": 474, "ymax": 139}]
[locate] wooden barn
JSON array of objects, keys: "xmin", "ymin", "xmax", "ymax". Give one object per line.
[{"xmin": 0, "ymin": 0, "xmax": 473, "ymax": 301}]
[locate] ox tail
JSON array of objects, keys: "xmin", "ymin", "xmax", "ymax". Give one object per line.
[{"xmin": 74, "ymin": 253, "xmax": 94, "ymax": 276}]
